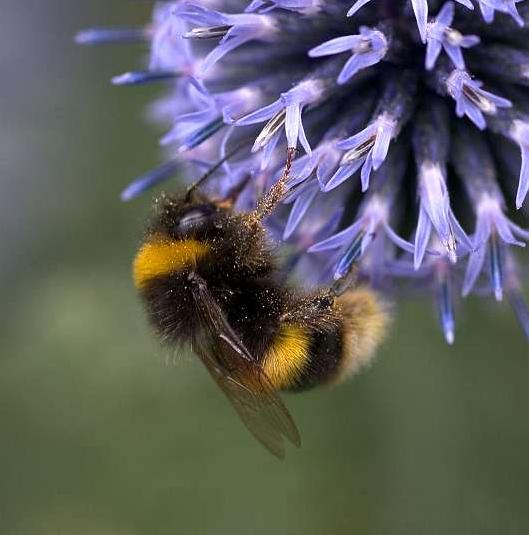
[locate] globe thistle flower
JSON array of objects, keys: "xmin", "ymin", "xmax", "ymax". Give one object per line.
[{"xmin": 77, "ymin": 0, "xmax": 529, "ymax": 344}]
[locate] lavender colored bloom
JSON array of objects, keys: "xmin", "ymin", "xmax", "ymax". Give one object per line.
[
  {"xmin": 308, "ymin": 27, "xmax": 388, "ymax": 84},
  {"xmin": 444, "ymin": 68, "xmax": 512, "ymax": 129},
  {"xmin": 348, "ymin": 0, "xmax": 474, "ymax": 43},
  {"xmin": 477, "ymin": 0, "xmax": 525, "ymax": 25},
  {"xmin": 177, "ymin": 4, "xmax": 278, "ymax": 73},
  {"xmin": 425, "ymin": 2, "xmax": 480, "ymax": 70},
  {"xmin": 462, "ymin": 194, "xmax": 529, "ymax": 300},
  {"xmin": 412, "ymin": 99, "xmax": 472, "ymax": 267},
  {"xmin": 452, "ymin": 121, "xmax": 529, "ymax": 301},
  {"xmin": 237, "ymin": 78, "xmax": 326, "ymax": 154},
  {"xmin": 309, "ymin": 146, "xmax": 416, "ymax": 283},
  {"xmin": 335, "ymin": 114, "xmax": 397, "ymax": 191},
  {"xmin": 79, "ymin": 0, "xmax": 529, "ymax": 343}
]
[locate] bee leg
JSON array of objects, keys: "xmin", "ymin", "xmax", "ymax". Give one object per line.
[
  {"xmin": 255, "ymin": 147, "xmax": 297, "ymax": 219},
  {"xmin": 187, "ymin": 270, "xmax": 207, "ymax": 291}
]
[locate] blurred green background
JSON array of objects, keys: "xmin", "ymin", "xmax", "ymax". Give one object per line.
[{"xmin": 1, "ymin": 2, "xmax": 529, "ymax": 534}]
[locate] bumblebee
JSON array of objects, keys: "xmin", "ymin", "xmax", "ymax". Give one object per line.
[{"xmin": 133, "ymin": 183, "xmax": 388, "ymax": 457}]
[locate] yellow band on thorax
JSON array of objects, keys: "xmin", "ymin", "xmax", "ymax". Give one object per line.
[
  {"xmin": 262, "ymin": 324, "xmax": 311, "ymax": 390},
  {"xmin": 133, "ymin": 237, "xmax": 210, "ymax": 288}
]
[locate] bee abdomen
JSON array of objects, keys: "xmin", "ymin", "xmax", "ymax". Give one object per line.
[
  {"xmin": 261, "ymin": 320, "xmax": 344, "ymax": 392},
  {"xmin": 287, "ymin": 326, "xmax": 343, "ymax": 391},
  {"xmin": 270, "ymin": 288, "xmax": 389, "ymax": 392},
  {"xmin": 261, "ymin": 324, "xmax": 312, "ymax": 391},
  {"xmin": 330, "ymin": 288, "xmax": 390, "ymax": 384}
]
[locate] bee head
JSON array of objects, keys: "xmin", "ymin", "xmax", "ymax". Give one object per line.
[
  {"xmin": 149, "ymin": 191, "xmax": 230, "ymax": 241},
  {"xmin": 136, "ymin": 189, "xmax": 275, "ymax": 296}
]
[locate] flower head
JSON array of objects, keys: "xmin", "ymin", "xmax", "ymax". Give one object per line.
[{"xmin": 79, "ymin": 0, "xmax": 529, "ymax": 343}]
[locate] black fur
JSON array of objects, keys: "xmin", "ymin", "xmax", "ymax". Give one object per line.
[
  {"xmin": 289, "ymin": 326, "xmax": 343, "ymax": 391},
  {"xmin": 138, "ymin": 190, "xmax": 347, "ymax": 392},
  {"xmin": 139, "ymin": 191, "xmax": 285, "ymax": 353}
]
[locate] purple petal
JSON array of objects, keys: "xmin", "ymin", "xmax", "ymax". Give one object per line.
[
  {"xmin": 238, "ymin": 99, "xmax": 282, "ymax": 126},
  {"xmin": 437, "ymin": 2, "xmax": 455, "ymax": 26},
  {"xmin": 384, "ymin": 223, "xmax": 417, "ymax": 254},
  {"xmin": 308, "ymin": 221, "xmax": 363, "ymax": 252},
  {"xmin": 202, "ymin": 34, "xmax": 251, "ymax": 73},
  {"xmin": 347, "ymin": 0, "xmax": 373, "ymax": 17},
  {"xmin": 309, "ymin": 36, "xmax": 360, "ymax": 57},
  {"xmin": 283, "ymin": 184, "xmax": 319, "ymax": 239},
  {"xmin": 425, "ymin": 40, "xmax": 442, "ymax": 70},
  {"xmin": 322, "ymin": 161, "xmax": 363, "ymax": 191},
  {"xmin": 462, "ymin": 246, "xmax": 486, "ymax": 296},
  {"xmin": 414, "ymin": 207, "xmax": 432, "ymax": 269},
  {"xmin": 517, "ymin": 145, "xmax": 529, "ymax": 209},
  {"xmin": 412, "ymin": 0, "xmax": 429, "ymax": 43},
  {"xmin": 360, "ymin": 152, "xmax": 374, "ymax": 191}
]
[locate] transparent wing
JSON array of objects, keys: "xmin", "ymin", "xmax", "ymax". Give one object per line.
[{"xmin": 189, "ymin": 273, "xmax": 301, "ymax": 459}]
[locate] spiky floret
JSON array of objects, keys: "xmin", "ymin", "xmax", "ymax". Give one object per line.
[{"xmin": 78, "ymin": 0, "xmax": 529, "ymax": 344}]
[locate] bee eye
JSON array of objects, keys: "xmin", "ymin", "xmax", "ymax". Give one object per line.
[{"xmin": 178, "ymin": 205, "xmax": 216, "ymax": 232}]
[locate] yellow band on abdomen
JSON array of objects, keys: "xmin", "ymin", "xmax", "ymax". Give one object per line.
[
  {"xmin": 133, "ymin": 237, "xmax": 210, "ymax": 289},
  {"xmin": 262, "ymin": 324, "xmax": 311, "ymax": 390}
]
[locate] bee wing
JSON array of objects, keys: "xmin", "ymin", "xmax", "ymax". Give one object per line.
[{"xmin": 190, "ymin": 274, "xmax": 301, "ymax": 459}]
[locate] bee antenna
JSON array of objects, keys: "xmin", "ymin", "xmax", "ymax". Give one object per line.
[
  {"xmin": 255, "ymin": 146, "xmax": 297, "ymax": 220},
  {"xmin": 185, "ymin": 140, "xmax": 249, "ymax": 202}
]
